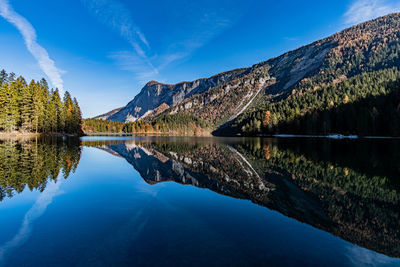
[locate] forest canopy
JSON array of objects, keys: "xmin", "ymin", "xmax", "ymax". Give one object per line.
[{"xmin": 0, "ymin": 69, "xmax": 82, "ymax": 134}]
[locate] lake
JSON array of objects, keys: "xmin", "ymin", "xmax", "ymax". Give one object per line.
[{"xmin": 0, "ymin": 136, "xmax": 399, "ymax": 266}]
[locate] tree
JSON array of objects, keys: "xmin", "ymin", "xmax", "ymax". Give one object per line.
[
  {"xmin": 72, "ymin": 97, "xmax": 82, "ymax": 133},
  {"xmin": 0, "ymin": 70, "xmax": 82, "ymax": 134},
  {"xmin": 0, "ymin": 69, "xmax": 7, "ymax": 86},
  {"xmin": 0, "ymin": 83, "xmax": 18, "ymax": 131},
  {"xmin": 31, "ymin": 81, "xmax": 43, "ymax": 133},
  {"xmin": 52, "ymin": 89, "xmax": 64, "ymax": 132},
  {"xmin": 20, "ymin": 81, "xmax": 34, "ymax": 131},
  {"xmin": 46, "ymin": 90, "xmax": 58, "ymax": 132},
  {"xmin": 13, "ymin": 76, "xmax": 28, "ymax": 128},
  {"xmin": 63, "ymin": 91, "xmax": 74, "ymax": 133}
]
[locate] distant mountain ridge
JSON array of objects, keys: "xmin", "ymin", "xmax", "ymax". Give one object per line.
[
  {"xmin": 105, "ymin": 68, "xmax": 249, "ymax": 122},
  {"xmin": 97, "ymin": 13, "xmax": 400, "ymax": 136},
  {"xmin": 94, "ymin": 106, "xmax": 124, "ymax": 120}
]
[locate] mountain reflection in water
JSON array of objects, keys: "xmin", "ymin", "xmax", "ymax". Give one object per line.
[
  {"xmin": 0, "ymin": 136, "xmax": 399, "ymax": 261},
  {"xmin": 84, "ymin": 137, "xmax": 400, "ymax": 258}
]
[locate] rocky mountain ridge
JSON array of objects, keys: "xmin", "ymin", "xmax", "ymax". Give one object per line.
[
  {"xmin": 97, "ymin": 13, "xmax": 400, "ymax": 136},
  {"xmin": 105, "ymin": 68, "xmax": 249, "ymax": 122}
]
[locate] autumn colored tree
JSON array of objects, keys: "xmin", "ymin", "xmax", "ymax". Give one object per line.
[{"xmin": 0, "ymin": 70, "xmax": 82, "ymax": 134}]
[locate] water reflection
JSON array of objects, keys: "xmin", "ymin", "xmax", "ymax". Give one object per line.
[
  {"xmin": 83, "ymin": 137, "xmax": 400, "ymax": 258},
  {"xmin": 0, "ymin": 136, "xmax": 399, "ymax": 261},
  {"xmin": 0, "ymin": 137, "xmax": 81, "ymax": 201}
]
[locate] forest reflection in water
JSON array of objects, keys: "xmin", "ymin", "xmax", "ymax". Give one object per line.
[
  {"xmin": 0, "ymin": 137, "xmax": 81, "ymax": 202},
  {"xmin": 0, "ymin": 136, "xmax": 399, "ymax": 261}
]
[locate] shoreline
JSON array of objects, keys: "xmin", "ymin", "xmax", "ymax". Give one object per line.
[
  {"xmin": 268, "ymin": 134, "xmax": 400, "ymax": 139},
  {"xmin": 3, "ymin": 131, "xmax": 398, "ymax": 140},
  {"xmin": 84, "ymin": 132, "xmax": 400, "ymax": 139},
  {"xmin": 83, "ymin": 131, "xmax": 212, "ymax": 137},
  {"xmin": 0, "ymin": 132, "xmax": 82, "ymax": 140}
]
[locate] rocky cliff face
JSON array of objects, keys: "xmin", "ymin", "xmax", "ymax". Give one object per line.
[
  {"xmin": 94, "ymin": 107, "xmax": 124, "ymax": 120},
  {"xmin": 107, "ymin": 68, "xmax": 249, "ymax": 122}
]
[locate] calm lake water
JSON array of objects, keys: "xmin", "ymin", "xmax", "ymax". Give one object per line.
[{"xmin": 0, "ymin": 136, "xmax": 399, "ymax": 266}]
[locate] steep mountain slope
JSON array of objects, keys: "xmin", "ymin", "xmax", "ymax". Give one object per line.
[
  {"xmin": 107, "ymin": 68, "xmax": 249, "ymax": 122},
  {"xmin": 100, "ymin": 13, "xmax": 400, "ymax": 136},
  {"xmin": 145, "ymin": 65, "xmax": 271, "ymax": 125},
  {"xmin": 94, "ymin": 106, "xmax": 124, "ymax": 120}
]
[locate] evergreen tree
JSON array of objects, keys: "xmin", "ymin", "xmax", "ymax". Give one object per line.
[
  {"xmin": 52, "ymin": 89, "xmax": 64, "ymax": 132},
  {"xmin": 46, "ymin": 90, "xmax": 57, "ymax": 132},
  {"xmin": 20, "ymin": 82, "xmax": 34, "ymax": 131},
  {"xmin": 72, "ymin": 97, "xmax": 82, "ymax": 133},
  {"xmin": 0, "ymin": 69, "xmax": 7, "ymax": 86},
  {"xmin": 0, "ymin": 70, "xmax": 82, "ymax": 134},
  {"xmin": 0, "ymin": 83, "xmax": 18, "ymax": 131},
  {"xmin": 7, "ymin": 72, "xmax": 15, "ymax": 83},
  {"xmin": 37, "ymin": 81, "xmax": 49, "ymax": 132},
  {"xmin": 63, "ymin": 91, "xmax": 74, "ymax": 133},
  {"xmin": 13, "ymin": 76, "xmax": 28, "ymax": 128},
  {"xmin": 31, "ymin": 81, "xmax": 42, "ymax": 133}
]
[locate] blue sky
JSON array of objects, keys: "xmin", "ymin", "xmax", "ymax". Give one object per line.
[{"xmin": 0, "ymin": 0, "xmax": 399, "ymax": 117}]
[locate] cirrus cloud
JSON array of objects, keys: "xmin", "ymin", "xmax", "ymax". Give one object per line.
[
  {"xmin": 0, "ymin": 0, "xmax": 64, "ymax": 92},
  {"xmin": 344, "ymin": 0, "xmax": 400, "ymax": 26}
]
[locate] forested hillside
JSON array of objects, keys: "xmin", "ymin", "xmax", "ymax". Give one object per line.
[
  {"xmin": 96, "ymin": 13, "xmax": 400, "ymax": 137},
  {"xmin": 0, "ymin": 69, "xmax": 83, "ymax": 135},
  {"xmin": 228, "ymin": 68, "xmax": 400, "ymax": 136},
  {"xmin": 223, "ymin": 13, "xmax": 400, "ymax": 136}
]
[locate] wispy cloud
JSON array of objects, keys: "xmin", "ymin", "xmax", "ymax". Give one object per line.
[
  {"xmin": 108, "ymin": 51, "xmax": 158, "ymax": 83},
  {"xmin": 0, "ymin": 180, "xmax": 63, "ymax": 266},
  {"xmin": 0, "ymin": 0, "xmax": 64, "ymax": 92},
  {"xmin": 81, "ymin": 0, "xmax": 156, "ymax": 74},
  {"xmin": 82, "ymin": 0, "xmax": 240, "ymax": 83},
  {"xmin": 344, "ymin": 0, "xmax": 400, "ymax": 26},
  {"xmin": 156, "ymin": 10, "xmax": 236, "ymax": 71}
]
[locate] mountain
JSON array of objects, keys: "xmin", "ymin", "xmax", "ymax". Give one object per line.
[
  {"xmin": 99, "ymin": 13, "xmax": 400, "ymax": 136},
  {"xmin": 107, "ymin": 69, "xmax": 249, "ymax": 122},
  {"xmin": 94, "ymin": 106, "xmax": 124, "ymax": 120}
]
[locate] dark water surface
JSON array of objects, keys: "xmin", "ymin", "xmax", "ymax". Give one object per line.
[{"xmin": 0, "ymin": 136, "xmax": 399, "ymax": 266}]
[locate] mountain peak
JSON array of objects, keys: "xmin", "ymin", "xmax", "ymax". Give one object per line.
[{"xmin": 146, "ymin": 80, "xmax": 162, "ymax": 86}]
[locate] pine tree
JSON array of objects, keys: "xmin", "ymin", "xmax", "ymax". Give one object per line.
[
  {"xmin": 30, "ymin": 81, "xmax": 41, "ymax": 133},
  {"xmin": 63, "ymin": 91, "xmax": 74, "ymax": 133},
  {"xmin": 0, "ymin": 70, "xmax": 82, "ymax": 134},
  {"xmin": 46, "ymin": 90, "xmax": 57, "ymax": 132},
  {"xmin": 38, "ymin": 81, "xmax": 50, "ymax": 132},
  {"xmin": 0, "ymin": 69, "xmax": 7, "ymax": 86},
  {"xmin": 0, "ymin": 83, "xmax": 6, "ymax": 130},
  {"xmin": 20, "ymin": 82, "xmax": 34, "ymax": 131},
  {"xmin": 52, "ymin": 89, "xmax": 64, "ymax": 132},
  {"xmin": 7, "ymin": 72, "xmax": 15, "ymax": 83},
  {"xmin": 0, "ymin": 83, "xmax": 18, "ymax": 131},
  {"xmin": 12, "ymin": 76, "xmax": 28, "ymax": 128},
  {"xmin": 72, "ymin": 97, "xmax": 82, "ymax": 133}
]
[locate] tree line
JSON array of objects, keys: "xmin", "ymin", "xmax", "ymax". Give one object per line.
[
  {"xmin": 83, "ymin": 118, "xmax": 153, "ymax": 133},
  {"xmin": 83, "ymin": 113, "xmax": 210, "ymax": 136},
  {"xmin": 0, "ymin": 69, "xmax": 82, "ymax": 134}
]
